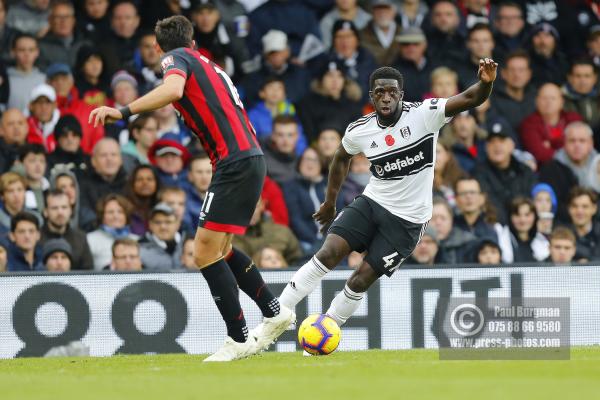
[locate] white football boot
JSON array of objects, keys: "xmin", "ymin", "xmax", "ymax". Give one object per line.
[
  {"xmin": 250, "ymin": 305, "xmax": 296, "ymax": 353},
  {"xmin": 203, "ymin": 336, "xmax": 259, "ymax": 362}
]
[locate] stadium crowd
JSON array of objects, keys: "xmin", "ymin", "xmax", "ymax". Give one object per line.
[{"xmin": 0, "ymin": 0, "xmax": 599, "ymax": 272}]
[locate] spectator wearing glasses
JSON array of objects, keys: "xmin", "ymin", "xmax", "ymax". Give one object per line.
[
  {"xmin": 492, "ymin": 2, "xmax": 527, "ymax": 64},
  {"xmin": 110, "ymin": 237, "xmax": 142, "ymax": 271},
  {"xmin": 139, "ymin": 203, "xmax": 183, "ymax": 271},
  {"xmin": 38, "ymin": 0, "xmax": 90, "ymax": 69}
]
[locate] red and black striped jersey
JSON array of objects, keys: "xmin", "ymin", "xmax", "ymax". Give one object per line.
[{"xmin": 161, "ymin": 47, "xmax": 262, "ymax": 167}]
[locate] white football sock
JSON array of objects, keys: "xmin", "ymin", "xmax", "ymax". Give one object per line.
[
  {"xmin": 279, "ymin": 256, "xmax": 329, "ymax": 309},
  {"xmin": 326, "ymin": 284, "xmax": 364, "ymax": 326}
]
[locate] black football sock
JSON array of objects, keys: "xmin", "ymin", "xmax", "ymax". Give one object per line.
[
  {"xmin": 226, "ymin": 247, "xmax": 280, "ymax": 318},
  {"xmin": 201, "ymin": 258, "xmax": 248, "ymax": 343}
]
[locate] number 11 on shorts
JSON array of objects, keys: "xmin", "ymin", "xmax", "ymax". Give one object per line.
[{"xmin": 199, "ymin": 192, "xmax": 215, "ymax": 220}]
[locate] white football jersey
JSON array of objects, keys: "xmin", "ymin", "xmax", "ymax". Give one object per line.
[{"xmin": 341, "ymin": 98, "xmax": 450, "ymax": 223}]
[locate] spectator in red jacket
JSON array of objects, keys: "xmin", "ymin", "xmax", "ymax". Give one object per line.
[
  {"xmin": 261, "ymin": 175, "xmax": 289, "ymax": 226},
  {"xmin": 27, "ymin": 83, "xmax": 60, "ymax": 153},
  {"xmin": 519, "ymin": 83, "xmax": 582, "ymax": 164},
  {"xmin": 46, "ymin": 62, "xmax": 104, "ymax": 154}
]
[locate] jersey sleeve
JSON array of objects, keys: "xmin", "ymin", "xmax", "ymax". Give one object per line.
[
  {"xmin": 341, "ymin": 128, "xmax": 362, "ymax": 155},
  {"xmin": 161, "ymin": 49, "xmax": 190, "ymax": 80},
  {"xmin": 422, "ymin": 98, "xmax": 451, "ymax": 132}
]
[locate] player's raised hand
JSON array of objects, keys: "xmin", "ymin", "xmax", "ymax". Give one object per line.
[
  {"xmin": 89, "ymin": 106, "xmax": 123, "ymax": 127},
  {"xmin": 313, "ymin": 201, "xmax": 336, "ymax": 233},
  {"xmin": 477, "ymin": 58, "xmax": 498, "ymax": 84}
]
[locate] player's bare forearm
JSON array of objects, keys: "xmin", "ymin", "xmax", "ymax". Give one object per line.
[
  {"xmin": 127, "ymin": 75, "xmax": 185, "ymax": 114},
  {"xmin": 313, "ymin": 145, "xmax": 352, "ymax": 229},
  {"xmin": 445, "ymin": 58, "xmax": 498, "ymax": 117},
  {"xmin": 89, "ymin": 75, "xmax": 186, "ymax": 127},
  {"xmin": 324, "ymin": 146, "xmax": 352, "ymax": 205}
]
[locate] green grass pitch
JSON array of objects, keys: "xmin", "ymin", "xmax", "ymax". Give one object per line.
[{"xmin": 2, "ymin": 348, "xmax": 600, "ymax": 400}]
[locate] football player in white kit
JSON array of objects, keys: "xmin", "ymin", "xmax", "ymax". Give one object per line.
[{"xmin": 251, "ymin": 59, "xmax": 498, "ymax": 351}]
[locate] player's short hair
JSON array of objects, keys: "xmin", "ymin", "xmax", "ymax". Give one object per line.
[
  {"xmin": 155, "ymin": 15, "xmax": 194, "ymax": 52},
  {"xmin": 467, "ymin": 23, "xmax": 493, "ymax": 39},
  {"xmin": 569, "ymin": 58, "xmax": 597, "ymax": 75},
  {"xmin": 549, "ymin": 226, "xmax": 576, "ymax": 245},
  {"xmin": 568, "ymin": 186, "xmax": 598, "ymax": 206},
  {"xmin": 369, "ymin": 67, "xmax": 403, "ymax": 91}
]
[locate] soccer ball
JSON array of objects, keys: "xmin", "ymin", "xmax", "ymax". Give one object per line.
[{"xmin": 297, "ymin": 314, "xmax": 341, "ymax": 355}]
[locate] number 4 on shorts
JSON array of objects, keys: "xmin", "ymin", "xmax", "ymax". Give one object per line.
[
  {"xmin": 382, "ymin": 252, "xmax": 398, "ymax": 269},
  {"xmin": 383, "ymin": 252, "xmax": 405, "ymax": 273}
]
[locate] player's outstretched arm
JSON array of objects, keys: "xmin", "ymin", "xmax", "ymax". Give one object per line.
[
  {"xmin": 313, "ymin": 144, "xmax": 353, "ymax": 232},
  {"xmin": 89, "ymin": 74, "xmax": 186, "ymax": 127},
  {"xmin": 444, "ymin": 58, "xmax": 498, "ymax": 118}
]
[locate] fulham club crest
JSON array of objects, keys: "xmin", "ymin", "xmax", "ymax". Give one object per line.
[{"xmin": 400, "ymin": 126, "xmax": 411, "ymax": 139}]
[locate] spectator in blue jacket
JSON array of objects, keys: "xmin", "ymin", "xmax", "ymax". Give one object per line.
[
  {"xmin": 241, "ymin": 29, "xmax": 312, "ymax": 107},
  {"xmin": 439, "ymin": 111, "xmax": 487, "ymax": 174},
  {"xmin": 247, "ymin": 75, "xmax": 307, "ymax": 155},
  {"xmin": 7, "ymin": 211, "xmax": 43, "ymax": 271},
  {"xmin": 283, "ymin": 147, "xmax": 343, "ymax": 253},
  {"xmin": 148, "ymin": 134, "xmax": 190, "ymax": 188}
]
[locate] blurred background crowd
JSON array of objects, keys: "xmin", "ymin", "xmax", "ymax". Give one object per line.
[{"xmin": 0, "ymin": 0, "xmax": 599, "ymax": 273}]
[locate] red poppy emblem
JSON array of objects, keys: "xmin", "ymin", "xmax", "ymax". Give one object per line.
[{"xmin": 385, "ymin": 135, "xmax": 395, "ymax": 146}]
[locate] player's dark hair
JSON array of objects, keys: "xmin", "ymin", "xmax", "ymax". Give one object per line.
[
  {"xmin": 18, "ymin": 143, "xmax": 46, "ymax": 162},
  {"xmin": 467, "ymin": 23, "xmax": 493, "ymax": 39},
  {"xmin": 569, "ymin": 58, "xmax": 597, "ymax": 75},
  {"xmin": 11, "ymin": 211, "xmax": 40, "ymax": 233},
  {"xmin": 155, "ymin": 15, "xmax": 194, "ymax": 52},
  {"xmin": 369, "ymin": 67, "xmax": 403, "ymax": 91}
]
